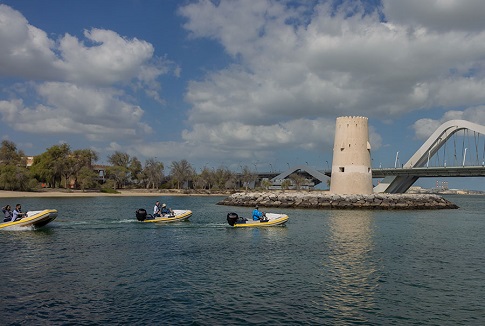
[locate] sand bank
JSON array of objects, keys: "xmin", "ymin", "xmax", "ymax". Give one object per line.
[{"xmin": 0, "ymin": 189, "xmax": 226, "ymax": 198}]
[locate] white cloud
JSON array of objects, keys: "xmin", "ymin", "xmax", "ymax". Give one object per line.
[
  {"xmin": 0, "ymin": 4, "xmax": 61, "ymax": 79},
  {"xmin": 412, "ymin": 106, "xmax": 485, "ymax": 140},
  {"xmin": 0, "ymin": 4, "xmax": 176, "ymax": 146},
  {"xmin": 182, "ymin": 118, "xmax": 334, "ymax": 151},
  {"xmin": 0, "ymin": 82, "xmax": 152, "ymax": 141},
  {"xmin": 382, "ymin": 0, "xmax": 485, "ymax": 32},
  {"xmin": 179, "ymin": 0, "xmax": 485, "ymax": 134}
]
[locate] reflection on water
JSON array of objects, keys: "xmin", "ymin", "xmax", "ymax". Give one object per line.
[{"xmin": 322, "ymin": 210, "xmax": 379, "ymax": 322}]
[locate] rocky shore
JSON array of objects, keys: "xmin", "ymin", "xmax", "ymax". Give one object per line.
[{"xmin": 217, "ymin": 191, "xmax": 459, "ymax": 210}]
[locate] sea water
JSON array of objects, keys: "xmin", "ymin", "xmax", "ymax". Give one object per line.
[{"xmin": 0, "ymin": 195, "xmax": 484, "ymax": 325}]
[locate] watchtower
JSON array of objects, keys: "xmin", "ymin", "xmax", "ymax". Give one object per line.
[{"xmin": 330, "ymin": 116, "xmax": 373, "ymax": 194}]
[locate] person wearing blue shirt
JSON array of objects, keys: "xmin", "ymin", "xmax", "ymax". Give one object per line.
[
  {"xmin": 252, "ymin": 206, "xmax": 264, "ymax": 221},
  {"xmin": 161, "ymin": 203, "xmax": 173, "ymax": 216}
]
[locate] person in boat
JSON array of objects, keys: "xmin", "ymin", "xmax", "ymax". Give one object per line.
[
  {"xmin": 252, "ymin": 205, "xmax": 267, "ymax": 221},
  {"xmin": 153, "ymin": 201, "xmax": 161, "ymax": 217},
  {"xmin": 2, "ymin": 205, "xmax": 12, "ymax": 222},
  {"xmin": 12, "ymin": 204, "xmax": 27, "ymax": 221},
  {"xmin": 160, "ymin": 203, "xmax": 173, "ymax": 216}
]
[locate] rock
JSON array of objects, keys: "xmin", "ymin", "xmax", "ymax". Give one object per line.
[{"xmin": 216, "ymin": 191, "xmax": 459, "ymax": 210}]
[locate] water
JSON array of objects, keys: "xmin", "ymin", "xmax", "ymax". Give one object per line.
[{"xmin": 0, "ymin": 195, "xmax": 484, "ymax": 325}]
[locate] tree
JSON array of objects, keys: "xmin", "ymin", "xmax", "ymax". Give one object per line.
[
  {"xmin": 240, "ymin": 165, "xmax": 256, "ymax": 191},
  {"xmin": 281, "ymin": 179, "xmax": 292, "ymax": 191},
  {"xmin": 261, "ymin": 179, "xmax": 272, "ymax": 190},
  {"xmin": 170, "ymin": 159, "xmax": 194, "ymax": 189},
  {"xmin": 211, "ymin": 167, "xmax": 234, "ymax": 190},
  {"xmin": 30, "ymin": 143, "xmax": 70, "ymax": 188},
  {"xmin": 0, "ymin": 164, "xmax": 32, "ymax": 191},
  {"xmin": 289, "ymin": 173, "xmax": 307, "ymax": 190},
  {"xmin": 0, "ymin": 140, "xmax": 25, "ymax": 166},
  {"xmin": 77, "ymin": 166, "xmax": 98, "ymax": 191},
  {"xmin": 143, "ymin": 158, "xmax": 164, "ymax": 189},
  {"xmin": 129, "ymin": 157, "xmax": 143, "ymax": 186},
  {"xmin": 105, "ymin": 165, "xmax": 130, "ymax": 189},
  {"xmin": 71, "ymin": 149, "xmax": 98, "ymax": 188},
  {"xmin": 0, "ymin": 141, "xmax": 32, "ymax": 190},
  {"xmin": 199, "ymin": 167, "xmax": 213, "ymax": 190},
  {"xmin": 108, "ymin": 151, "xmax": 130, "ymax": 168}
]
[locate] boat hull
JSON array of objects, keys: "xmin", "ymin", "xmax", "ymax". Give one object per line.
[
  {"xmin": 232, "ymin": 213, "xmax": 289, "ymax": 227},
  {"xmin": 0, "ymin": 209, "xmax": 58, "ymax": 229},
  {"xmin": 142, "ymin": 210, "xmax": 192, "ymax": 223}
]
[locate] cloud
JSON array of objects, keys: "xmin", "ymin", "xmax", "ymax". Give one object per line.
[
  {"xmin": 179, "ymin": 0, "xmax": 485, "ymax": 143},
  {"xmin": 0, "ymin": 4, "xmax": 174, "ymax": 145},
  {"xmin": 0, "ymin": 82, "xmax": 152, "ymax": 141},
  {"xmin": 0, "ymin": 4, "xmax": 61, "ymax": 79},
  {"xmin": 412, "ymin": 106, "xmax": 485, "ymax": 140},
  {"xmin": 382, "ymin": 0, "xmax": 485, "ymax": 32}
]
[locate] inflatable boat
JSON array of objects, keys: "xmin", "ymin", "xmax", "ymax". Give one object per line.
[
  {"xmin": 135, "ymin": 208, "xmax": 192, "ymax": 223},
  {"xmin": 0, "ymin": 209, "xmax": 58, "ymax": 229},
  {"xmin": 227, "ymin": 212, "xmax": 289, "ymax": 227}
]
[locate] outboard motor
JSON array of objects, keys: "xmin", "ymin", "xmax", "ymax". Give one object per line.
[
  {"xmin": 136, "ymin": 208, "xmax": 148, "ymax": 221},
  {"xmin": 227, "ymin": 212, "xmax": 239, "ymax": 226}
]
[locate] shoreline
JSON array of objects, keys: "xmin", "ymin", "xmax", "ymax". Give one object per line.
[{"xmin": 0, "ymin": 189, "xmax": 229, "ymax": 198}]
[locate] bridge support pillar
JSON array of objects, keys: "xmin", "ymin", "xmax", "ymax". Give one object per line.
[{"xmin": 330, "ymin": 116, "xmax": 373, "ymax": 194}]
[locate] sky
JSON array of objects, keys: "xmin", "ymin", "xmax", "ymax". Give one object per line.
[{"xmin": 0, "ymin": 0, "xmax": 484, "ymax": 191}]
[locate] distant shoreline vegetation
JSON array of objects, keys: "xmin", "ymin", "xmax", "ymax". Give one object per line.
[{"xmin": 0, "ymin": 140, "xmax": 321, "ymax": 194}]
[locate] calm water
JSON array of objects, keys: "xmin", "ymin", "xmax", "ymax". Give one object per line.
[{"xmin": 0, "ymin": 195, "xmax": 484, "ymax": 325}]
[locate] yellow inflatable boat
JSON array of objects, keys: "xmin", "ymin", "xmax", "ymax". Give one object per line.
[
  {"xmin": 0, "ymin": 209, "xmax": 58, "ymax": 229},
  {"xmin": 227, "ymin": 212, "xmax": 289, "ymax": 227}
]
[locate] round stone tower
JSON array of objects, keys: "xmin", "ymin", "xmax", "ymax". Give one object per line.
[{"xmin": 330, "ymin": 116, "xmax": 373, "ymax": 194}]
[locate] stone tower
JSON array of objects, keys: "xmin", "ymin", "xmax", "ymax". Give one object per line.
[{"xmin": 330, "ymin": 116, "xmax": 373, "ymax": 194}]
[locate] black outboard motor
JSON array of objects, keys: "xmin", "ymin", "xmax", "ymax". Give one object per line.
[
  {"xmin": 227, "ymin": 212, "xmax": 239, "ymax": 226},
  {"xmin": 136, "ymin": 208, "xmax": 148, "ymax": 221}
]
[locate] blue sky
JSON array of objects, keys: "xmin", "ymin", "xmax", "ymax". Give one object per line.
[{"xmin": 1, "ymin": 0, "xmax": 484, "ymax": 191}]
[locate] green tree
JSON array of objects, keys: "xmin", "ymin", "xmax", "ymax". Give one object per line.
[
  {"xmin": 108, "ymin": 151, "xmax": 130, "ymax": 168},
  {"xmin": 199, "ymin": 167, "xmax": 213, "ymax": 190},
  {"xmin": 289, "ymin": 173, "xmax": 307, "ymax": 190},
  {"xmin": 0, "ymin": 141, "xmax": 32, "ymax": 191},
  {"xmin": 77, "ymin": 166, "xmax": 99, "ymax": 191},
  {"xmin": 281, "ymin": 179, "xmax": 292, "ymax": 191},
  {"xmin": 143, "ymin": 158, "xmax": 164, "ymax": 189},
  {"xmin": 240, "ymin": 165, "xmax": 256, "ymax": 191},
  {"xmin": 129, "ymin": 157, "xmax": 143, "ymax": 186},
  {"xmin": 105, "ymin": 165, "xmax": 130, "ymax": 189},
  {"xmin": 106, "ymin": 151, "xmax": 133, "ymax": 188},
  {"xmin": 261, "ymin": 179, "xmax": 272, "ymax": 190},
  {"xmin": 0, "ymin": 164, "xmax": 32, "ymax": 191},
  {"xmin": 170, "ymin": 159, "xmax": 194, "ymax": 189},
  {"xmin": 0, "ymin": 140, "xmax": 25, "ymax": 166},
  {"xmin": 30, "ymin": 143, "xmax": 70, "ymax": 188},
  {"xmin": 71, "ymin": 149, "xmax": 98, "ymax": 188}
]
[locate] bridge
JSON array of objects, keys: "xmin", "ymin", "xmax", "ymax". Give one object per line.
[
  {"xmin": 372, "ymin": 166, "xmax": 485, "ymax": 178},
  {"xmin": 374, "ymin": 120, "xmax": 485, "ymax": 193},
  {"xmin": 255, "ymin": 120, "xmax": 485, "ymax": 193}
]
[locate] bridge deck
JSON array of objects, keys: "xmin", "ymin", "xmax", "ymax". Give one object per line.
[{"xmin": 372, "ymin": 166, "xmax": 485, "ymax": 178}]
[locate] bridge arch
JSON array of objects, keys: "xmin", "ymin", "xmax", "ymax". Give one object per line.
[{"xmin": 374, "ymin": 120, "xmax": 485, "ymax": 193}]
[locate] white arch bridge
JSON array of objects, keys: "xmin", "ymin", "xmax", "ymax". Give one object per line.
[{"xmin": 373, "ymin": 119, "xmax": 485, "ymax": 193}]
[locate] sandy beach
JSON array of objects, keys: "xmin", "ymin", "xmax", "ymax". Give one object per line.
[{"xmin": 0, "ymin": 189, "xmax": 226, "ymax": 198}]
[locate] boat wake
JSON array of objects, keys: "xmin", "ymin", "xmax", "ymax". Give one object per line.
[{"xmin": 1, "ymin": 225, "xmax": 35, "ymax": 232}]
